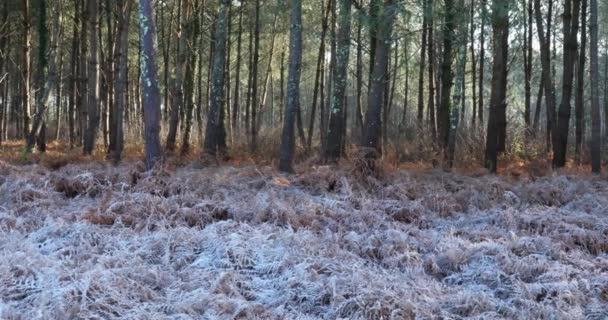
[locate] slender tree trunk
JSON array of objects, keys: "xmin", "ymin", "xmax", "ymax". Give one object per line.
[
  {"xmin": 574, "ymin": 0, "xmax": 587, "ymax": 164},
  {"xmin": 484, "ymin": 0, "xmax": 509, "ymax": 173},
  {"xmin": 257, "ymin": 12, "xmax": 279, "ymax": 125},
  {"xmin": 417, "ymin": 0, "xmax": 428, "ymax": 125},
  {"xmin": 589, "ymin": 0, "xmax": 601, "ymax": 173},
  {"xmin": 68, "ymin": 0, "xmax": 79, "ymax": 148},
  {"xmin": 203, "ymin": 0, "xmax": 230, "ymax": 158},
  {"xmin": 604, "ymin": 47, "xmax": 608, "ymax": 142},
  {"xmin": 0, "ymin": 0, "xmax": 6, "ymax": 145},
  {"xmin": 279, "ymin": 0, "xmax": 303, "ymax": 173},
  {"xmin": 428, "ymin": 0, "xmax": 436, "ymax": 138},
  {"xmin": 138, "ymin": 0, "xmax": 163, "ymax": 170},
  {"xmin": 535, "ymin": 0, "xmax": 557, "ymax": 152},
  {"xmin": 245, "ymin": 7, "xmax": 253, "ymax": 141},
  {"xmin": 470, "ymin": 0, "xmax": 477, "ymax": 127},
  {"xmin": 182, "ymin": 9, "xmax": 201, "ymax": 155},
  {"xmin": 478, "ymin": 0, "xmax": 486, "ymax": 125},
  {"xmin": 355, "ymin": 13, "xmax": 364, "ymax": 138},
  {"xmin": 26, "ymin": 0, "xmax": 61, "ymax": 152},
  {"xmin": 83, "ymin": 0, "xmax": 100, "ymax": 154},
  {"xmin": 524, "ymin": 0, "xmax": 533, "ymax": 136},
  {"xmin": 307, "ymin": 0, "xmax": 331, "ymax": 150},
  {"xmin": 553, "ymin": 0, "xmax": 581, "ymax": 167},
  {"xmin": 22, "ymin": 0, "xmax": 32, "ymax": 138},
  {"xmin": 325, "ymin": 0, "xmax": 351, "ymax": 162},
  {"xmin": 109, "ymin": 0, "xmax": 132, "ymax": 163},
  {"xmin": 447, "ymin": 0, "xmax": 467, "ymax": 168},
  {"xmin": 232, "ymin": 4, "xmax": 243, "ymax": 137},
  {"xmin": 400, "ymin": 37, "xmax": 410, "ymax": 131},
  {"xmin": 250, "ymin": 0, "xmax": 260, "ymax": 152},
  {"xmin": 437, "ymin": 0, "xmax": 456, "ymax": 150},
  {"xmin": 361, "ymin": 0, "xmax": 397, "ymax": 160},
  {"xmin": 322, "ymin": 0, "xmax": 337, "ymax": 153},
  {"xmin": 166, "ymin": 0, "xmax": 191, "ymax": 152}
]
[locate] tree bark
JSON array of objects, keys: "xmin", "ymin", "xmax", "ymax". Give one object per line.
[
  {"xmin": 203, "ymin": 0, "xmax": 230, "ymax": 158},
  {"xmin": 416, "ymin": 0, "xmax": 428, "ymax": 125},
  {"xmin": 232, "ymin": 4, "xmax": 243, "ymax": 137},
  {"xmin": 279, "ymin": 0, "xmax": 303, "ymax": 173},
  {"xmin": 534, "ymin": 0, "xmax": 557, "ymax": 153},
  {"xmin": 553, "ymin": 0, "xmax": 581, "ymax": 167},
  {"xmin": 22, "ymin": 0, "xmax": 32, "ymax": 138},
  {"xmin": 109, "ymin": 0, "xmax": 132, "ymax": 163},
  {"xmin": 360, "ymin": 0, "xmax": 397, "ymax": 160},
  {"xmin": 484, "ymin": 0, "xmax": 509, "ymax": 173},
  {"xmin": 250, "ymin": 0, "xmax": 260, "ymax": 152},
  {"xmin": 83, "ymin": 0, "xmax": 100, "ymax": 154},
  {"xmin": 589, "ymin": 0, "xmax": 601, "ymax": 173},
  {"xmin": 437, "ymin": 0, "xmax": 456, "ymax": 150},
  {"xmin": 27, "ymin": 0, "xmax": 60, "ymax": 152},
  {"xmin": 306, "ymin": 0, "xmax": 332, "ymax": 151},
  {"xmin": 325, "ymin": 0, "xmax": 351, "ymax": 162},
  {"xmin": 166, "ymin": 0, "xmax": 191, "ymax": 152},
  {"xmin": 478, "ymin": 0, "xmax": 486, "ymax": 125},
  {"xmin": 138, "ymin": 0, "xmax": 164, "ymax": 170},
  {"xmin": 574, "ymin": 0, "xmax": 587, "ymax": 164}
]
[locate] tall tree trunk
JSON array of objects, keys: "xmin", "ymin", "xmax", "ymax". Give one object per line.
[
  {"xmin": 484, "ymin": 0, "xmax": 509, "ymax": 173},
  {"xmin": 138, "ymin": 0, "xmax": 163, "ymax": 170},
  {"xmin": 416, "ymin": 0, "xmax": 428, "ymax": 125},
  {"xmin": 166, "ymin": 0, "xmax": 191, "ymax": 152},
  {"xmin": 524, "ymin": 0, "xmax": 532, "ymax": 136},
  {"xmin": 250, "ymin": 0, "xmax": 260, "ymax": 152},
  {"xmin": 78, "ymin": 0, "xmax": 88, "ymax": 145},
  {"xmin": 245, "ymin": 7, "xmax": 253, "ymax": 141},
  {"xmin": 604, "ymin": 47, "xmax": 608, "ymax": 143},
  {"xmin": 437, "ymin": 0, "xmax": 456, "ymax": 150},
  {"xmin": 355, "ymin": 12, "xmax": 364, "ymax": 139},
  {"xmin": 279, "ymin": 0, "xmax": 303, "ymax": 173},
  {"xmin": 325, "ymin": 0, "xmax": 351, "ymax": 162},
  {"xmin": 447, "ymin": 0, "xmax": 467, "ymax": 168},
  {"xmin": 360, "ymin": 0, "xmax": 397, "ymax": 160},
  {"xmin": 427, "ymin": 0, "xmax": 436, "ymax": 138},
  {"xmin": 589, "ymin": 0, "xmax": 601, "ymax": 173},
  {"xmin": 232, "ymin": 4, "xmax": 243, "ymax": 137},
  {"xmin": 400, "ymin": 35, "xmax": 410, "ymax": 131},
  {"xmin": 27, "ymin": 0, "xmax": 61, "ymax": 152},
  {"xmin": 0, "ymin": 1, "xmax": 7, "ymax": 145},
  {"xmin": 203, "ymin": 0, "xmax": 230, "ymax": 158},
  {"xmin": 83, "ymin": 0, "xmax": 100, "ymax": 154},
  {"xmin": 109, "ymin": 0, "xmax": 132, "ymax": 163},
  {"xmin": 470, "ymin": 0, "xmax": 477, "ymax": 127},
  {"xmin": 68, "ymin": 0, "xmax": 79, "ymax": 148},
  {"xmin": 553, "ymin": 0, "xmax": 581, "ymax": 167},
  {"xmin": 257, "ymin": 12, "xmax": 279, "ymax": 126},
  {"xmin": 534, "ymin": 0, "xmax": 556, "ymax": 152},
  {"xmin": 574, "ymin": 0, "xmax": 587, "ymax": 164},
  {"xmin": 182, "ymin": 10, "xmax": 200, "ymax": 155},
  {"xmin": 307, "ymin": 0, "xmax": 331, "ymax": 151},
  {"xmin": 478, "ymin": 0, "xmax": 486, "ymax": 125},
  {"xmin": 22, "ymin": 0, "xmax": 32, "ymax": 138}
]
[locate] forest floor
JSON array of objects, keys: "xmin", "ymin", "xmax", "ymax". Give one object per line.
[{"xmin": 0, "ymin": 141, "xmax": 607, "ymax": 319}]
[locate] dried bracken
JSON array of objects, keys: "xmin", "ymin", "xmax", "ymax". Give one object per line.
[{"xmin": 0, "ymin": 160, "xmax": 606, "ymax": 319}]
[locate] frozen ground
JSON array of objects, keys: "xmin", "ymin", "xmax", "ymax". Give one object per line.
[{"xmin": 0, "ymin": 160, "xmax": 607, "ymax": 319}]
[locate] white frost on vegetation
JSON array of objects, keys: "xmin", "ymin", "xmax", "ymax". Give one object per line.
[{"xmin": 0, "ymin": 161, "xmax": 607, "ymax": 319}]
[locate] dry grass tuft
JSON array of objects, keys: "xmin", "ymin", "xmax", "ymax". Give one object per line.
[{"xmin": 0, "ymin": 157, "xmax": 607, "ymax": 319}]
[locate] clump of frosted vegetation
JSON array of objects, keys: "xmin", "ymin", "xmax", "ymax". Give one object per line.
[{"xmin": 0, "ymin": 160, "xmax": 607, "ymax": 319}]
